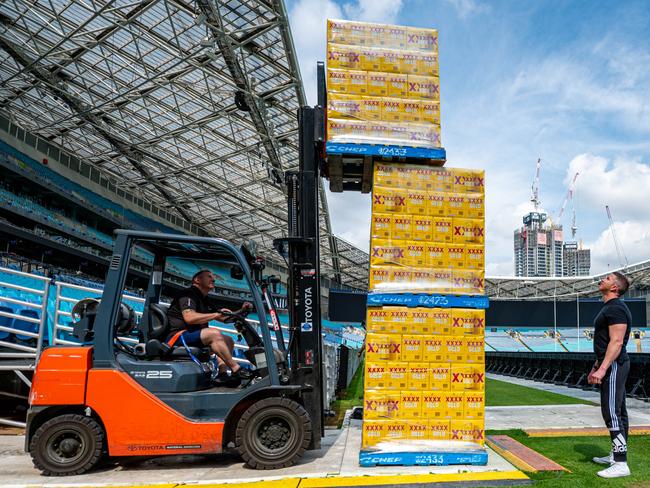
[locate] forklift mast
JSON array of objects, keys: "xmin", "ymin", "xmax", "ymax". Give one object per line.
[{"xmin": 280, "ymin": 101, "xmax": 326, "ymax": 450}]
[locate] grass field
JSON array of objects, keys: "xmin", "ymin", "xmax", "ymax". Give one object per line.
[
  {"xmin": 486, "ymin": 378, "xmax": 597, "ymax": 406},
  {"xmin": 485, "ymin": 429, "xmax": 650, "ymax": 488}
]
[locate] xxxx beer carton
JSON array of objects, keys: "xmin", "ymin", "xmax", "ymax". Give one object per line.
[
  {"xmin": 453, "ymin": 218, "xmax": 485, "ymax": 245},
  {"xmin": 365, "ymin": 390, "xmax": 401, "ymax": 419},
  {"xmin": 412, "ymin": 269, "xmax": 434, "ymax": 293},
  {"xmin": 369, "ymin": 266, "xmax": 390, "ymax": 290},
  {"xmin": 401, "ymin": 334, "xmax": 424, "ymax": 361},
  {"xmin": 360, "ymin": 47, "xmax": 383, "ymax": 72},
  {"xmin": 371, "ymin": 213, "xmax": 393, "ymax": 240},
  {"xmin": 452, "ymin": 269, "xmax": 485, "ymax": 295},
  {"xmin": 422, "ymin": 391, "xmax": 445, "ymax": 419},
  {"xmin": 406, "ymin": 420, "xmax": 429, "ymax": 440},
  {"xmin": 367, "ymin": 307, "xmax": 391, "ymax": 333},
  {"xmin": 361, "ymin": 97, "xmax": 382, "ymax": 120},
  {"xmin": 427, "ymin": 191, "xmax": 448, "ymax": 217},
  {"xmin": 406, "ymin": 26, "xmax": 438, "ymax": 52},
  {"xmin": 446, "ymin": 243, "xmax": 466, "ymax": 269},
  {"xmin": 388, "ymin": 266, "xmax": 413, "ymax": 291},
  {"xmin": 463, "ymin": 391, "xmax": 485, "ymax": 419},
  {"xmin": 328, "ymin": 93, "xmax": 363, "ymax": 119},
  {"xmin": 391, "ymin": 214, "xmax": 413, "ymax": 240},
  {"xmin": 326, "ymin": 68, "xmax": 349, "ymax": 93},
  {"xmin": 429, "ymin": 363, "xmax": 451, "ymax": 390},
  {"xmin": 447, "ymin": 193, "xmax": 468, "ymax": 218},
  {"xmin": 423, "ymin": 336, "xmax": 446, "ymax": 362},
  {"xmin": 428, "ymin": 420, "xmax": 450, "ymax": 441},
  {"xmin": 466, "ymin": 194, "xmax": 485, "ymax": 219},
  {"xmin": 426, "ymin": 242, "xmax": 447, "ymax": 268},
  {"xmin": 430, "ymin": 268, "xmax": 453, "ymax": 294},
  {"xmin": 406, "ymin": 189, "xmax": 427, "ymax": 215},
  {"xmin": 367, "ymin": 72, "xmax": 389, "ymax": 97},
  {"xmin": 372, "ymin": 186, "xmax": 407, "ymax": 213},
  {"xmin": 400, "ymin": 390, "xmax": 423, "ymax": 418},
  {"xmin": 366, "ymin": 332, "xmax": 401, "ymax": 361},
  {"xmin": 408, "ymin": 307, "xmax": 433, "ymax": 334},
  {"xmin": 370, "ymin": 239, "xmax": 408, "ymax": 267},
  {"xmin": 465, "ymin": 337, "xmax": 485, "ymax": 364},
  {"xmin": 365, "ymin": 362, "xmax": 389, "ymax": 389},
  {"xmin": 405, "ymin": 241, "xmax": 427, "ymax": 267},
  {"xmin": 387, "ymin": 362, "xmax": 409, "ymax": 389},
  {"xmin": 450, "ymin": 420, "xmax": 485, "ymax": 445},
  {"xmin": 362, "ymin": 420, "xmax": 386, "ymax": 447},
  {"xmin": 407, "ymin": 362, "xmax": 430, "ymax": 390},
  {"xmin": 387, "ymin": 306, "xmax": 410, "ymax": 334},
  {"xmin": 444, "ymin": 392, "xmax": 465, "ymax": 419},
  {"xmin": 403, "ymin": 100, "xmax": 423, "ymax": 123},
  {"xmin": 452, "ymin": 169, "xmax": 485, "ymax": 194},
  {"xmin": 407, "ymin": 74, "xmax": 440, "ymax": 100},
  {"xmin": 430, "ymin": 308, "xmax": 452, "ymax": 335},
  {"xmin": 444, "ymin": 336, "xmax": 466, "ymax": 363},
  {"xmin": 451, "ymin": 364, "xmax": 485, "ymax": 391},
  {"xmin": 374, "ymin": 164, "xmax": 397, "ymax": 187},
  {"xmin": 466, "ymin": 244, "xmax": 485, "ymax": 270},
  {"xmin": 387, "ymin": 73, "xmax": 408, "ymax": 98},
  {"xmin": 347, "ymin": 70, "xmax": 368, "ymax": 95},
  {"xmin": 430, "ymin": 167, "xmax": 453, "ymax": 192},
  {"xmin": 432, "ymin": 217, "xmax": 453, "ymax": 243},
  {"xmin": 451, "ymin": 308, "xmax": 478, "ymax": 336},
  {"xmin": 384, "ymin": 420, "xmax": 408, "ymax": 441},
  {"xmin": 412, "ymin": 215, "xmax": 434, "ymax": 241}
]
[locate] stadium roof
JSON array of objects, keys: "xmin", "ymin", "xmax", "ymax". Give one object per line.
[
  {"xmin": 0, "ymin": 0, "xmax": 368, "ymax": 289},
  {"xmin": 486, "ymin": 260, "xmax": 650, "ymax": 300}
]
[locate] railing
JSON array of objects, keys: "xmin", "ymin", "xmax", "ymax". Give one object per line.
[{"xmin": 0, "ymin": 267, "xmax": 50, "ymax": 365}]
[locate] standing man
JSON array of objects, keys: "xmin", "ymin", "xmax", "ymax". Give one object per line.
[{"xmin": 588, "ymin": 272, "xmax": 632, "ymax": 478}]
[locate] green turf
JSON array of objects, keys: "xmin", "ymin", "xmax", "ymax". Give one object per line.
[
  {"xmin": 485, "ymin": 378, "xmax": 597, "ymax": 407},
  {"xmin": 327, "ymin": 358, "xmax": 365, "ymax": 426},
  {"xmin": 484, "ymin": 429, "xmax": 648, "ymax": 488}
]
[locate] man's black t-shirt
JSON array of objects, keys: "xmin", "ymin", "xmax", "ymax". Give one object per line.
[
  {"xmin": 593, "ymin": 298, "xmax": 632, "ymax": 363},
  {"xmin": 166, "ymin": 286, "xmax": 217, "ymax": 334}
]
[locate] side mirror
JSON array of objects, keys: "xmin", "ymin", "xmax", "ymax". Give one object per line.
[{"xmin": 230, "ymin": 265, "xmax": 244, "ymax": 280}]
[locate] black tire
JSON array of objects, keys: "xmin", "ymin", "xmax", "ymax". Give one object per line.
[
  {"xmin": 235, "ymin": 397, "xmax": 312, "ymax": 470},
  {"xmin": 29, "ymin": 414, "xmax": 105, "ymax": 476}
]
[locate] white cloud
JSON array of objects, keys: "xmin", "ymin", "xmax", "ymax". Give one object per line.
[
  {"xmin": 443, "ymin": 0, "xmax": 489, "ymax": 18},
  {"xmin": 342, "ymin": 0, "xmax": 404, "ymax": 23},
  {"xmin": 589, "ymin": 221, "xmax": 650, "ymax": 272}
]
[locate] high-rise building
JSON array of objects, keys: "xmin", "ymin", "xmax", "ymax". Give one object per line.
[
  {"xmin": 563, "ymin": 241, "xmax": 591, "ymax": 276},
  {"xmin": 514, "ymin": 212, "xmax": 564, "ymax": 277}
]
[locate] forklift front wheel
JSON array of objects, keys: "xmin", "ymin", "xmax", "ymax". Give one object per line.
[
  {"xmin": 29, "ymin": 414, "xmax": 105, "ymax": 476},
  {"xmin": 235, "ymin": 397, "xmax": 312, "ymax": 470}
]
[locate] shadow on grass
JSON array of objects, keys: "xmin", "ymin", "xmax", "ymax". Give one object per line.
[{"xmin": 574, "ymin": 443, "xmax": 606, "ymax": 463}]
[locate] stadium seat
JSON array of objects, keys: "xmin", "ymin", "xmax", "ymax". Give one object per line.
[
  {"xmin": 13, "ymin": 309, "xmax": 40, "ymax": 342},
  {"xmin": 0, "ymin": 305, "xmax": 14, "ymax": 340}
]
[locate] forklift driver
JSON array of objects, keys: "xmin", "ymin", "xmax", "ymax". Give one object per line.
[{"xmin": 166, "ymin": 269, "xmax": 253, "ymax": 380}]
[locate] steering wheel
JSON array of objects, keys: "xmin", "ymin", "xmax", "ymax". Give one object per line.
[
  {"xmin": 219, "ymin": 309, "xmax": 250, "ymax": 324},
  {"xmin": 219, "ymin": 310, "xmax": 262, "ymax": 348}
]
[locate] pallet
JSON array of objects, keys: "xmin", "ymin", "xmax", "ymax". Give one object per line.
[
  {"xmin": 367, "ymin": 293, "xmax": 489, "ymax": 309},
  {"xmin": 359, "ymin": 449, "xmax": 488, "ymax": 467},
  {"xmin": 324, "ymin": 142, "xmax": 446, "ymax": 193}
]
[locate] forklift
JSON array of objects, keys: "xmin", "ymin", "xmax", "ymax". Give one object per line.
[{"xmin": 25, "ymin": 95, "xmax": 328, "ymax": 476}]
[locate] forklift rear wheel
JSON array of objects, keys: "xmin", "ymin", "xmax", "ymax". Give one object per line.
[
  {"xmin": 235, "ymin": 397, "xmax": 312, "ymax": 469},
  {"xmin": 30, "ymin": 414, "xmax": 105, "ymax": 476}
]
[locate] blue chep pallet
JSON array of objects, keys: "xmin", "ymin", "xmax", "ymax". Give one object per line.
[
  {"xmin": 326, "ymin": 142, "xmax": 446, "ymax": 161},
  {"xmin": 367, "ymin": 293, "xmax": 489, "ymax": 309},
  {"xmin": 359, "ymin": 449, "xmax": 488, "ymax": 467}
]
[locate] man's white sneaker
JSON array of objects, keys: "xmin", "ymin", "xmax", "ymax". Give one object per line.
[
  {"xmin": 592, "ymin": 453, "xmax": 614, "ymax": 465},
  {"xmin": 597, "ymin": 462, "xmax": 631, "ymax": 478}
]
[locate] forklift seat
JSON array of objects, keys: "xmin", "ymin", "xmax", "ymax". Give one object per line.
[{"xmin": 145, "ymin": 303, "xmax": 210, "ymax": 362}]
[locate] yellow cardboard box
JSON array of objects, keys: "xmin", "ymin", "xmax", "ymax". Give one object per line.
[
  {"xmin": 446, "ymin": 243, "xmax": 466, "ymax": 269},
  {"xmin": 406, "ymin": 241, "xmax": 427, "ymax": 268},
  {"xmin": 447, "ymin": 193, "xmax": 468, "ymax": 218},
  {"xmin": 432, "ymin": 217, "xmax": 453, "ymax": 243},
  {"xmin": 391, "ymin": 214, "xmax": 413, "ymax": 240},
  {"xmin": 406, "ymin": 189, "xmax": 427, "ymax": 215},
  {"xmin": 429, "ymin": 363, "xmax": 451, "ymax": 390},
  {"xmin": 444, "ymin": 392, "xmax": 465, "ymax": 419},
  {"xmin": 445, "ymin": 336, "xmax": 466, "ymax": 363},
  {"xmin": 347, "ymin": 70, "xmax": 368, "ymax": 95},
  {"xmin": 403, "ymin": 100, "xmax": 422, "ymax": 123},
  {"xmin": 406, "ymin": 26, "xmax": 438, "ymax": 52},
  {"xmin": 409, "ymin": 307, "xmax": 433, "ymax": 334},
  {"xmin": 381, "ymin": 98, "xmax": 405, "ymax": 122},
  {"xmin": 388, "ymin": 266, "xmax": 413, "ymax": 291},
  {"xmin": 465, "ymin": 337, "xmax": 485, "ymax": 363},
  {"xmin": 370, "ymin": 213, "xmax": 392, "ymax": 240},
  {"xmin": 452, "ymin": 269, "xmax": 484, "ymax": 295},
  {"xmin": 328, "ymin": 94, "xmax": 363, "ymax": 120},
  {"xmin": 365, "ymin": 390, "xmax": 401, "ymax": 419},
  {"xmin": 463, "ymin": 391, "xmax": 485, "ymax": 419},
  {"xmin": 422, "ymin": 391, "xmax": 445, "ymax": 419},
  {"xmin": 426, "ymin": 243, "xmax": 446, "ymax": 268},
  {"xmin": 412, "ymin": 215, "xmax": 434, "ymax": 242},
  {"xmin": 365, "ymin": 332, "xmax": 392, "ymax": 361},
  {"xmin": 407, "ymin": 74, "xmax": 440, "ymax": 100},
  {"xmin": 387, "ymin": 73, "xmax": 408, "ymax": 98},
  {"xmin": 450, "ymin": 419, "xmax": 485, "ymax": 445},
  {"xmin": 451, "ymin": 308, "xmax": 477, "ymax": 336},
  {"xmin": 401, "ymin": 51, "xmax": 421, "ymax": 75},
  {"xmin": 453, "ymin": 218, "xmax": 485, "ymax": 244},
  {"xmin": 451, "ymin": 364, "xmax": 480, "ymax": 391},
  {"xmin": 411, "ymin": 269, "xmax": 433, "ymax": 293},
  {"xmin": 370, "ymin": 239, "xmax": 408, "ymax": 267},
  {"xmin": 421, "ymin": 100, "xmax": 441, "ymax": 125},
  {"xmin": 384, "ymin": 420, "xmax": 408, "ymax": 441},
  {"xmin": 327, "ymin": 44, "xmax": 363, "ymax": 70},
  {"xmin": 430, "ymin": 268, "xmax": 453, "ymax": 294},
  {"xmin": 423, "ymin": 336, "xmax": 446, "ymax": 362},
  {"xmin": 327, "ymin": 68, "xmax": 349, "ymax": 93},
  {"xmin": 372, "ymin": 186, "xmax": 407, "ymax": 213},
  {"xmin": 407, "ymin": 362, "xmax": 430, "ymax": 390},
  {"xmin": 428, "ymin": 419, "xmax": 450, "ymax": 440},
  {"xmin": 452, "ymin": 168, "xmax": 485, "ymax": 193},
  {"xmin": 427, "ymin": 191, "xmax": 448, "ymax": 216},
  {"xmin": 367, "ymin": 72, "xmax": 389, "ymax": 97},
  {"xmin": 430, "ymin": 167, "xmax": 454, "ymax": 192},
  {"xmin": 388, "ymin": 306, "xmax": 410, "ymax": 334},
  {"xmin": 380, "ymin": 49, "xmax": 402, "ymax": 73},
  {"xmin": 466, "ymin": 245, "xmax": 485, "ymax": 270},
  {"xmin": 466, "ymin": 194, "xmax": 485, "ymax": 219},
  {"xmin": 327, "ymin": 118, "xmax": 367, "ymax": 142},
  {"xmin": 400, "ymin": 390, "xmax": 423, "ymax": 419},
  {"xmin": 367, "ymin": 307, "xmax": 391, "ymax": 333},
  {"xmin": 430, "ymin": 308, "xmax": 452, "ymax": 335},
  {"xmin": 365, "ymin": 362, "xmax": 390, "ymax": 389},
  {"xmin": 418, "ymin": 52, "xmax": 439, "ymax": 77},
  {"xmin": 401, "ymin": 334, "xmax": 424, "ymax": 361},
  {"xmin": 373, "ymin": 163, "xmax": 397, "ymax": 187},
  {"xmin": 387, "ymin": 362, "xmax": 409, "ymax": 390},
  {"xmin": 361, "ymin": 97, "xmax": 383, "ymax": 120},
  {"xmin": 360, "ymin": 47, "xmax": 383, "ymax": 72},
  {"xmin": 369, "ymin": 266, "xmax": 390, "ymax": 291},
  {"xmin": 361, "ymin": 420, "xmax": 386, "ymax": 447},
  {"xmin": 406, "ymin": 419, "xmax": 429, "ymax": 440}
]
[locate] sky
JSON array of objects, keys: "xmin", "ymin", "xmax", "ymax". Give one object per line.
[{"xmin": 285, "ymin": 0, "xmax": 650, "ymax": 276}]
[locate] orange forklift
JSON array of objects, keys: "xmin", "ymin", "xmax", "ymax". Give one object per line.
[{"xmin": 25, "ymin": 105, "xmax": 327, "ymax": 475}]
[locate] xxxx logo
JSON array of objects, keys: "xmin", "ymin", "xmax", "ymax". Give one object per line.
[
  {"xmin": 391, "ymin": 311, "xmax": 408, "ymax": 319},
  {"xmin": 468, "ymin": 249, "xmax": 484, "ymax": 255},
  {"xmin": 446, "ymin": 395, "xmax": 463, "ymax": 403},
  {"xmin": 447, "ymin": 339, "xmax": 463, "ymax": 347},
  {"xmin": 449, "ymin": 196, "xmax": 465, "ymax": 204},
  {"xmin": 365, "ymin": 424, "xmax": 382, "ymax": 432},
  {"xmin": 415, "ymin": 219, "xmax": 431, "ymax": 226},
  {"xmin": 452, "ymin": 373, "xmax": 466, "ymax": 383},
  {"xmin": 437, "ymin": 221, "xmax": 451, "ymax": 228},
  {"xmin": 467, "ymin": 341, "xmax": 483, "ymax": 349},
  {"xmin": 389, "ymin": 366, "xmax": 407, "ymax": 374},
  {"xmin": 408, "ymin": 245, "xmax": 424, "ymax": 252},
  {"xmin": 387, "ymin": 425, "xmax": 405, "ymax": 432},
  {"xmin": 369, "ymin": 310, "xmax": 388, "ymax": 317},
  {"xmin": 395, "ymin": 218, "xmax": 411, "ymax": 225},
  {"xmin": 411, "ymin": 367, "xmax": 428, "ymax": 374},
  {"xmin": 448, "ymin": 247, "xmax": 464, "ymax": 254},
  {"xmin": 404, "ymin": 339, "xmax": 420, "ymax": 346},
  {"xmin": 429, "ymin": 195, "xmax": 444, "ymax": 202},
  {"xmin": 394, "ymin": 271, "xmax": 411, "ymax": 279},
  {"xmin": 430, "ymin": 424, "xmax": 447, "ymax": 432},
  {"xmin": 384, "ymin": 102, "xmax": 400, "ymax": 109},
  {"xmin": 367, "ymin": 367, "xmax": 385, "ymax": 374},
  {"xmin": 425, "ymin": 339, "xmax": 442, "ymax": 347},
  {"xmin": 329, "ymin": 71, "xmax": 347, "ymax": 80},
  {"xmin": 367, "ymin": 342, "xmax": 391, "ymax": 353},
  {"xmin": 372, "ymin": 270, "xmax": 389, "ymax": 277},
  {"xmin": 466, "ymin": 396, "xmax": 483, "ymax": 403},
  {"xmin": 365, "ymin": 100, "xmax": 381, "ymax": 108},
  {"xmin": 432, "ymin": 312, "xmax": 449, "ymax": 319},
  {"xmin": 409, "ymin": 425, "xmax": 426, "ymax": 431},
  {"xmin": 413, "ymin": 312, "xmax": 428, "ymax": 319},
  {"xmin": 424, "ymin": 395, "xmax": 441, "ymax": 403},
  {"xmin": 433, "ymin": 271, "xmax": 451, "ymax": 280},
  {"xmin": 429, "ymin": 246, "xmax": 444, "ymax": 254},
  {"xmin": 373, "ymin": 217, "xmax": 391, "ymax": 225},
  {"xmin": 409, "ymin": 193, "xmax": 425, "ymax": 200},
  {"xmin": 431, "ymin": 367, "xmax": 449, "ymax": 375}
]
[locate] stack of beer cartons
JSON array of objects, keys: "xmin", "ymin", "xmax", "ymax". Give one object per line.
[
  {"xmin": 362, "ymin": 162, "xmax": 486, "ymax": 451},
  {"xmin": 326, "ymin": 19, "xmax": 441, "ymax": 148}
]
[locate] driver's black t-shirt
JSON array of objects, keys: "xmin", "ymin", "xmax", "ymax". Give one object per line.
[
  {"xmin": 166, "ymin": 286, "xmax": 217, "ymax": 334},
  {"xmin": 593, "ymin": 297, "xmax": 632, "ymax": 363}
]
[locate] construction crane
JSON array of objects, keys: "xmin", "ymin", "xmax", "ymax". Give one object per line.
[
  {"xmin": 530, "ymin": 158, "xmax": 542, "ymax": 211},
  {"xmin": 556, "ymin": 172, "xmax": 579, "ymax": 238},
  {"xmin": 605, "ymin": 205, "xmax": 628, "ymax": 269}
]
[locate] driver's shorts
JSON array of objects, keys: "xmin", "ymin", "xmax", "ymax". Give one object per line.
[{"xmin": 167, "ymin": 329, "xmax": 204, "ymax": 348}]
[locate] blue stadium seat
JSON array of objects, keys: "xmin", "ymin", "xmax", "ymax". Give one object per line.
[
  {"xmin": 13, "ymin": 308, "xmax": 40, "ymax": 341},
  {"xmin": 0, "ymin": 305, "xmax": 14, "ymax": 340}
]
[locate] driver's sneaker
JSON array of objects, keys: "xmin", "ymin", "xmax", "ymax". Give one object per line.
[
  {"xmin": 233, "ymin": 367, "xmax": 254, "ymax": 380},
  {"xmin": 597, "ymin": 462, "xmax": 630, "ymax": 478},
  {"xmin": 592, "ymin": 452, "xmax": 613, "ymax": 465}
]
